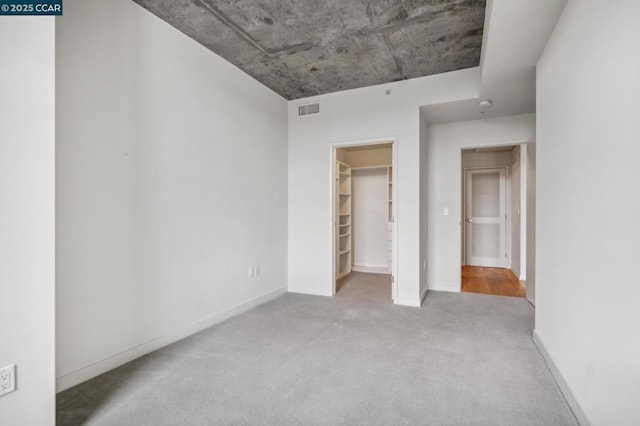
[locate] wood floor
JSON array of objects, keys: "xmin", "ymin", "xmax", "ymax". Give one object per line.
[{"xmin": 461, "ymin": 266, "xmax": 526, "ymax": 298}]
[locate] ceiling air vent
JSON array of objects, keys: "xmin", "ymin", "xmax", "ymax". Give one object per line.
[{"xmin": 298, "ymin": 102, "xmax": 320, "ymax": 117}]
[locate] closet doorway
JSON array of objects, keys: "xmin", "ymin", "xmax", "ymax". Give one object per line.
[{"xmin": 331, "ymin": 139, "xmax": 396, "ymax": 303}]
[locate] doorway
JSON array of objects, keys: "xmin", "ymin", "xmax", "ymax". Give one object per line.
[
  {"xmin": 464, "ymin": 167, "xmax": 507, "ymax": 268},
  {"xmin": 331, "ymin": 139, "xmax": 396, "ymax": 303},
  {"xmin": 461, "ymin": 145, "xmax": 527, "ymax": 298}
]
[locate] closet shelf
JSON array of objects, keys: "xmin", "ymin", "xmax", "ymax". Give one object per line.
[{"xmin": 336, "ymin": 159, "xmax": 353, "ymax": 279}]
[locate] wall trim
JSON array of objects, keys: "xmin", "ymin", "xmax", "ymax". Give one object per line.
[
  {"xmin": 352, "ymin": 264, "xmax": 389, "ymax": 274},
  {"xmin": 428, "ymin": 282, "xmax": 460, "ymax": 293},
  {"xmin": 56, "ymin": 286, "xmax": 287, "ymax": 392},
  {"xmin": 420, "ymin": 287, "xmax": 428, "ymax": 304},
  {"xmin": 533, "ymin": 330, "xmax": 590, "ymax": 426},
  {"xmin": 395, "ymin": 296, "xmax": 422, "ymax": 307},
  {"xmin": 288, "ymin": 287, "xmax": 333, "ymax": 297}
]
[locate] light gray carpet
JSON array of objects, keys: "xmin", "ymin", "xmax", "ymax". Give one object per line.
[{"xmin": 57, "ymin": 273, "xmax": 577, "ymax": 425}]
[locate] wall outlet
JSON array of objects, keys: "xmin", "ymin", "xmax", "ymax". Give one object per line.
[
  {"xmin": 248, "ymin": 265, "xmax": 261, "ymax": 277},
  {"xmin": 0, "ymin": 365, "xmax": 16, "ymax": 397}
]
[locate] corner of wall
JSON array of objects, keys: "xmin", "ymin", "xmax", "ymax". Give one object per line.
[{"xmin": 533, "ymin": 331, "xmax": 590, "ymax": 426}]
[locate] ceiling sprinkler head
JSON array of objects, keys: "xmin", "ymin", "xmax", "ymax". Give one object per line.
[{"xmin": 385, "ymin": 89, "xmax": 391, "ymax": 95}]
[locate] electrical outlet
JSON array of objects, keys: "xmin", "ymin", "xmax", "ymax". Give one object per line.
[{"xmin": 0, "ymin": 365, "xmax": 16, "ymax": 397}]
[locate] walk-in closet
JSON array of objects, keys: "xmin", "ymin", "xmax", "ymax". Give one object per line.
[{"xmin": 334, "ymin": 143, "xmax": 394, "ymax": 300}]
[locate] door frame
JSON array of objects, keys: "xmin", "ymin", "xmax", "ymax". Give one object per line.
[
  {"xmin": 329, "ymin": 137, "xmax": 398, "ymax": 301},
  {"xmin": 462, "ymin": 166, "xmax": 510, "ymax": 267},
  {"xmin": 457, "ymin": 139, "xmax": 530, "ymax": 292}
]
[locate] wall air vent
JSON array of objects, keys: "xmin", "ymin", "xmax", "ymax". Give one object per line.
[{"xmin": 297, "ymin": 102, "xmax": 320, "ymax": 117}]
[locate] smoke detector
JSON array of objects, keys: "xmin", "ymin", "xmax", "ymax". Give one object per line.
[{"xmin": 478, "ymin": 100, "xmax": 492, "ymax": 113}]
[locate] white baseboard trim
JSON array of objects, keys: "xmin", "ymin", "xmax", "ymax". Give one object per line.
[
  {"xmin": 395, "ymin": 296, "xmax": 422, "ymax": 307},
  {"xmin": 56, "ymin": 286, "xmax": 287, "ymax": 392},
  {"xmin": 428, "ymin": 283, "xmax": 460, "ymax": 293},
  {"xmin": 420, "ymin": 287, "xmax": 428, "ymax": 305},
  {"xmin": 526, "ymin": 294, "xmax": 535, "ymax": 306},
  {"xmin": 533, "ymin": 330, "xmax": 590, "ymax": 426},
  {"xmin": 352, "ymin": 265, "xmax": 390, "ymax": 274},
  {"xmin": 287, "ymin": 285, "xmax": 333, "ymax": 297}
]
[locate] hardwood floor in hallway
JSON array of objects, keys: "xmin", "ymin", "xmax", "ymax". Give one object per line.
[{"xmin": 462, "ymin": 266, "xmax": 526, "ymax": 298}]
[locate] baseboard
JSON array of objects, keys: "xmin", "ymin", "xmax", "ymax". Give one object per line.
[
  {"xmin": 533, "ymin": 330, "xmax": 590, "ymax": 426},
  {"xmin": 352, "ymin": 265, "xmax": 389, "ymax": 274},
  {"xmin": 397, "ymin": 288, "xmax": 428, "ymax": 307},
  {"xmin": 428, "ymin": 282, "xmax": 460, "ymax": 293},
  {"xmin": 287, "ymin": 286, "xmax": 333, "ymax": 297},
  {"xmin": 395, "ymin": 296, "xmax": 422, "ymax": 307},
  {"xmin": 420, "ymin": 287, "xmax": 428, "ymax": 304},
  {"xmin": 526, "ymin": 294, "xmax": 535, "ymax": 306},
  {"xmin": 56, "ymin": 286, "xmax": 287, "ymax": 392}
]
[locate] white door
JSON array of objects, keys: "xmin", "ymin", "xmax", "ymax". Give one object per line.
[{"xmin": 465, "ymin": 168, "xmax": 507, "ymax": 267}]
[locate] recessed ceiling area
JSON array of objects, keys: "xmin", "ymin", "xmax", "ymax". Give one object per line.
[
  {"xmin": 421, "ymin": 0, "xmax": 568, "ymax": 124},
  {"xmin": 133, "ymin": 0, "xmax": 486, "ymax": 100}
]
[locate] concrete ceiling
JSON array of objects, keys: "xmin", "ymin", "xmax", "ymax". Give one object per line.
[{"xmin": 133, "ymin": 0, "xmax": 486, "ymax": 100}]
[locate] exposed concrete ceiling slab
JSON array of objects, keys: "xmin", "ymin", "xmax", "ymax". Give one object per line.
[{"xmin": 133, "ymin": 0, "xmax": 486, "ymax": 100}]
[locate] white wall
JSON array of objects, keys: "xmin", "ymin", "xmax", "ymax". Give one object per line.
[
  {"xmin": 536, "ymin": 1, "xmax": 640, "ymax": 424},
  {"xmin": 510, "ymin": 147, "xmax": 521, "ymax": 277},
  {"xmin": 352, "ymin": 169, "xmax": 389, "ymax": 270},
  {"xmin": 519, "ymin": 144, "xmax": 528, "ymax": 281},
  {"xmin": 526, "ymin": 142, "xmax": 536, "ymax": 304},
  {"xmin": 426, "ymin": 114, "xmax": 535, "ymax": 292},
  {"xmin": 56, "ymin": 0, "xmax": 288, "ymax": 390},
  {"xmin": 0, "ymin": 18, "xmax": 55, "ymax": 425},
  {"xmin": 288, "ymin": 68, "xmax": 479, "ymax": 306},
  {"xmin": 419, "ymin": 114, "xmax": 429, "ymax": 298}
]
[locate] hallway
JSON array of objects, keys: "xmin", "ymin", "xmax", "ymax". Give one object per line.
[{"xmin": 462, "ymin": 266, "xmax": 526, "ymax": 298}]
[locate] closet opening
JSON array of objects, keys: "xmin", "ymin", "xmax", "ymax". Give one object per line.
[{"xmin": 331, "ymin": 139, "xmax": 396, "ymax": 303}]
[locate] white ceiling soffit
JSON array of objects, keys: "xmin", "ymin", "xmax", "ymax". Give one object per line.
[{"xmin": 422, "ymin": 0, "xmax": 568, "ymax": 124}]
